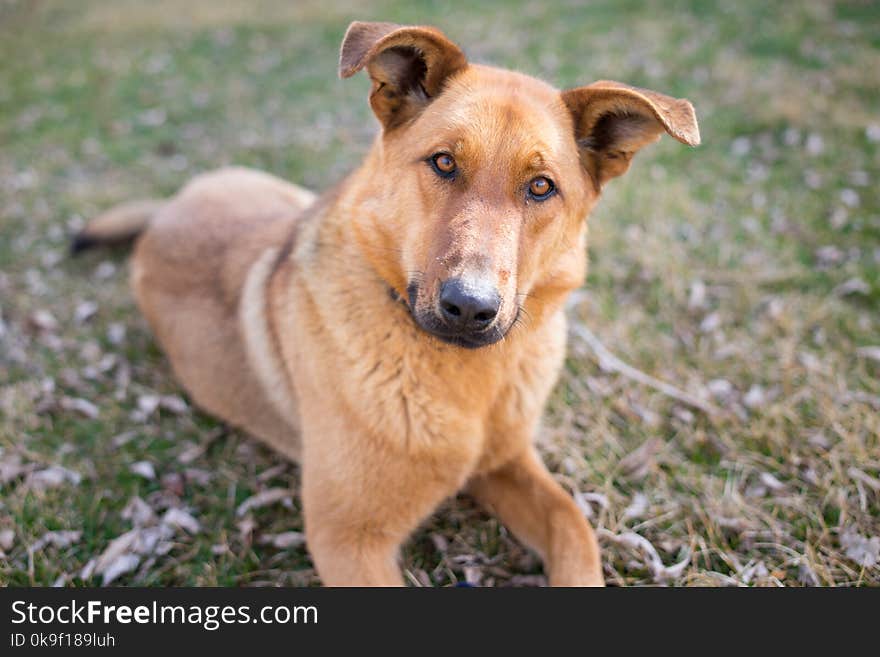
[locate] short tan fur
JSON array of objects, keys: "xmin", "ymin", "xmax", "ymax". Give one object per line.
[{"xmin": 75, "ymin": 21, "xmax": 699, "ymax": 586}]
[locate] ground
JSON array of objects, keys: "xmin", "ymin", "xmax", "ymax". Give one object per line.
[{"xmin": 1, "ymin": 0, "xmax": 878, "ymax": 587}]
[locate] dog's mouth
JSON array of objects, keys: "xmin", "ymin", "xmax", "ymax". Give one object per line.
[
  {"xmin": 416, "ymin": 322, "xmax": 508, "ymax": 349},
  {"xmin": 395, "ymin": 282, "xmax": 514, "ymax": 349}
]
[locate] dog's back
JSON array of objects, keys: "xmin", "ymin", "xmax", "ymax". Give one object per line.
[{"xmin": 78, "ymin": 167, "xmax": 315, "ymax": 460}]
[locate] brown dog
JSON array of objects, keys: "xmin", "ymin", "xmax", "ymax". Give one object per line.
[{"xmin": 75, "ymin": 21, "xmax": 699, "ymax": 586}]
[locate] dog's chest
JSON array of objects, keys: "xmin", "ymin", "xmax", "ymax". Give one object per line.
[
  {"xmin": 354, "ymin": 337, "xmax": 502, "ymax": 453},
  {"xmin": 283, "ymin": 273, "xmax": 567, "ymax": 473},
  {"xmin": 338, "ymin": 321, "xmax": 563, "ymax": 469}
]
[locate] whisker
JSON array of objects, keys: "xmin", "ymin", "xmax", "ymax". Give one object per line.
[{"xmin": 515, "ymin": 305, "xmax": 533, "ymax": 329}]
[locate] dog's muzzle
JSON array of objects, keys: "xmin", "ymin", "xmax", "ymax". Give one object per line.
[{"xmin": 405, "ymin": 278, "xmax": 509, "ymax": 349}]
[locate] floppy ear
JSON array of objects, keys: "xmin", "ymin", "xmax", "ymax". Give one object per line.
[
  {"xmin": 338, "ymin": 21, "xmax": 468, "ymax": 130},
  {"xmin": 561, "ymin": 80, "xmax": 700, "ymax": 188}
]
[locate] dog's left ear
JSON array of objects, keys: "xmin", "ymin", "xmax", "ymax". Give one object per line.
[
  {"xmin": 339, "ymin": 21, "xmax": 467, "ymax": 131},
  {"xmin": 562, "ymin": 80, "xmax": 700, "ymax": 188}
]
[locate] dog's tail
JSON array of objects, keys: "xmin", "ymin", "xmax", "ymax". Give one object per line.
[{"xmin": 71, "ymin": 199, "xmax": 166, "ymax": 255}]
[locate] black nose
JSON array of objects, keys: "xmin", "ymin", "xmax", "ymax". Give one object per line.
[{"xmin": 439, "ymin": 278, "xmax": 501, "ymax": 332}]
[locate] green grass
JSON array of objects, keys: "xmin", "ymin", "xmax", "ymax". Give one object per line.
[{"xmin": 1, "ymin": 0, "xmax": 879, "ymax": 586}]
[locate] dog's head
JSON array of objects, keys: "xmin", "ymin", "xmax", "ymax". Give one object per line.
[{"xmin": 340, "ymin": 22, "xmax": 699, "ymax": 349}]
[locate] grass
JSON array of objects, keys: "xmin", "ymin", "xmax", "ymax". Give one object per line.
[{"xmin": 1, "ymin": 0, "xmax": 878, "ymax": 587}]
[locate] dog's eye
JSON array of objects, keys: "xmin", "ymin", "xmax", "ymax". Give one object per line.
[
  {"xmin": 528, "ymin": 176, "xmax": 555, "ymax": 200},
  {"xmin": 429, "ymin": 153, "xmax": 457, "ymax": 178}
]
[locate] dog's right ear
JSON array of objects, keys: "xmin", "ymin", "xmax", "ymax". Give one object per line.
[{"xmin": 339, "ymin": 21, "xmax": 467, "ymax": 131}]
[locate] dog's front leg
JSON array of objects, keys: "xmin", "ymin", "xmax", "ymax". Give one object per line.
[
  {"xmin": 467, "ymin": 448, "xmax": 604, "ymax": 586},
  {"xmin": 301, "ymin": 431, "xmax": 472, "ymax": 586},
  {"xmin": 304, "ymin": 515, "xmax": 404, "ymax": 586}
]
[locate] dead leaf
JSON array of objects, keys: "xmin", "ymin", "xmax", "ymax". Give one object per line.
[
  {"xmin": 848, "ymin": 467, "xmax": 880, "ymax": 492},
  {"xmin": 621, "ymin": 493, "xmax": 649, "ymax": 522},
  {"xmin": 856, "ymin": 346, "xmax": 880, "ymax": 364},
  {"xmin": 0, "ymin": 453, "xmax": 35, "ymax": 484},
  {"xmin": 130, "ymin": 461, "xmax": 156, "ymax": 480},
  {"xmin": 738, "ymin": 560, "xmax": 769, "ymax": 585},
  {"xmin": 235, "ymin": 488, "xmax": 293, "ymax": 517},
  {"xmin": 699, "ymin": 312, "xmax": 722, "ymax": 333},
  {"xmin": 260, "ymin": 531, "xmax": 306, "ymax": 549},
  {"xmin": 463, "ymin": 566, "xmax": 483, "ymax": 586},
  {"xmin": 743, "ymin": 385, "xmax": 766, "ymax": 409},
  {"xmin": 805, "ymin": 133, "xmax": 824, "ymax": 156},
  {"xmin": 688, "ymin": 279, "xmax": 707, "ymax": 310},
  {"xmin": 815, "ymin": 245, "xmax": 843, "ymax": 267},
  {"xmin": 161, "ymin": 472, "xmax": 185, "ymax": 496},
  {"xmin": 430, "ymin": 533, "xmax": 448, "ymax": 553},
  {"xmin": 137, "ymin": 394, "xmax": 160, "ymax": 416},
  {"xmin": 177, "ymin": 428, "xmax": 224, "ymax": 464},
  {"xmin": 707, "ymin": 378, "xmax": 734, "ymax": 399},
  {"xmin": 59, "ymin": 396, "xmax": 99, "ymax": 419},
  {"xmin": 106, "ymin": 322, "xmax": 126, "ymax": 345},
  {"xmin": 798, "ymin": 562, "xmax": 820, "ymax": 586},
  {"xmin": 100, "ymin": 554, "xmax": 141, "ymax": 585},
  {"xmin": 0, "ymin": 529, "xmax": 14, "ymax": 551},
  {"xmin": 177, "ymin": 442, "xmax": 204, "ymax": 464},
  {"xmin": 26, "ymin": 466, "xmax": 82, "ymax": 491},
  {"xmin": 575, "ymin": 491, "xmax": 609, "ymax": 520},
  {"xmin": 759, "ymin": 472, "xmax": 786, "ymax": 491},
  {"xmin": 94, "ymin": 261, "xmax": 117, "ymax": 280},
  {"xmin": 183, "ymin": 468, "xmax": 212, "ymax": 486},
  {"xmin": 673, "ymin": 407, "xmax": 695, "ymax": 424},
  {"xmin": 31, "ymin": 530, "xmax": 82, "ymax": 552},
  {"xmin": 618, "ymin": 439, "xmax": 660, "ymax": 481},
  {"xmin": 833, "ymin": 277, "xmax": 870, "ymax": 296},
  {"xmin": 598, "ymin": 529, "xmax": 690, "ymax": 583},
  {"xmin": 121, "ymin": 496, "xmax": 156, "ymax": 528},
  {"xmin": 79, "ymin": 558, "xmax": 97, "ymax": 580},
  {"xmin": 162, "ymin": 508, "xmax": 201, "ymax": 534},
  {"xmin": 840, "ymin": 188, "xmax": 860, "ymax": 208},
  {"xmin": 256, "ymin": 463, "xmax": 289, "ymax": 483},
  {"xmin": 91, "ymin": 524, "xmax": 175, "ymax": 585},
  {"xmin": 159, "ymin": 395, "xmax": 188, "ymax": 414},
  {"xmin": 237, "ymin": 517, "xmax": 257, "ymax": 542},
  {"xmin": 73, "ymin": 301, "xmax": 98, "ymax": 324},
  {"xmin": 840, "ymin": 530, "xmax": 880, "ymax": 567},
  {"xmin": 111, "ymin": 430, "xmax": 138, "ymax": 447},
  {"xmin": 28, "ymin": 309, "xmax": 58, "ymax": 332}
]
